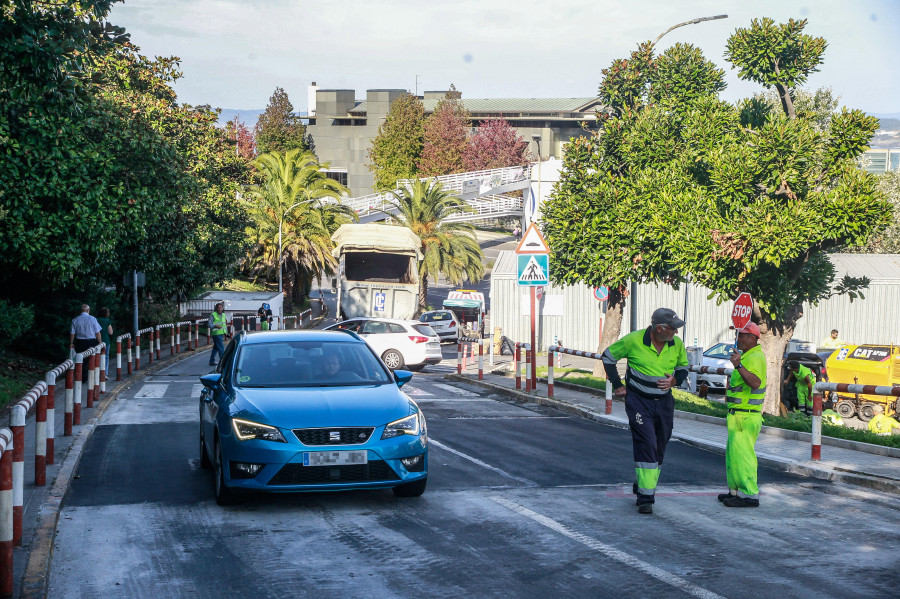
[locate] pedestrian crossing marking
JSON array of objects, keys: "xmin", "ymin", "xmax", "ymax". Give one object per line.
[
  {"xmin": 192, "ymin": 384, "xmax": 203, "ymax": 398},
  {"xmin": 134, "ymin": 384, "xmax": 169, "ymax": 399},
  {"xmin": 404, "ymin": 386, "xmax": 434, "ymax": 397}
]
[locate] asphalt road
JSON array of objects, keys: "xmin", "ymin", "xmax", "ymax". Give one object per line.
[{"xmin": 48, "ymin": 349, "xmax": 899, "ymax": 598}]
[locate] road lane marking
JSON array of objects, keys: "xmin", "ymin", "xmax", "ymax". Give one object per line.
[
  {"xmin": 404, "ymin": 387, "xmax": 434, "ymax": 397},
  {"xmin": 490, "ymin": 496, "xmax": 726, "ymax": 599},
  {"xmin": 429, "ymin": 439, "xmax": 537, "ymax": 487},
  {"xmin": 192, "ymin": 384, "xmax": 203, "ymax": 397},
  {"xmin": 432, "ymin": 383, "xmax": 479, "ymax": 396},
  {"xmin": 133, "ymin": 384, "xmax": 169, "ymax": 399}
]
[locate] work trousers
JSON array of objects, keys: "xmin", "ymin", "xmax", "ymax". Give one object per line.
[
  {"xmin": 624, "ymin": 389, "xmax": 674, "ymax": 502},
  {"xmin": 209, "ymin": 334, "xmax": 226, "ymax": 365},
  {"xmin": 726, "ymin": 411, "xmax": 762, "ymax": 499},
  {"xmin": 796, "ymin": 387, "xmax": 811, "ymax": 408}
]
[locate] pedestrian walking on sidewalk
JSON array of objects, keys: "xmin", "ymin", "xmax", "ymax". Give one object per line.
[
  {"xmin": 601, "ymin": 308, "xmax": 689, "ymax": 515},
  {"xmin": 97, "ymin": 307, "xmax": 114, "ymax": 372},
  {"xmin": 70, "ymin": 304, "xmax": 102, "ymax": 382},
  {"xmin": 208, "ymin": 302, "xmax": 227, "ymax": 366},
  {"xmin": 718, "ymin": 321, "xmax": 767, "ymax": 508}
]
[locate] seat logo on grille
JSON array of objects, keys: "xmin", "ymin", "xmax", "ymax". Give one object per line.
[{"xmin": 329, "ymin": 431, "xmax": 341, "ymax": 442}]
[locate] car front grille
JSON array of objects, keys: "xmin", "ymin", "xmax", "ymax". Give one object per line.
[
  {"xmin": 267, "ymin": 460, "xmax": 399, "ymax": 486},
  {"xmin": 293, "ymin": 427, "xmax": 374, "ymax": 446}
]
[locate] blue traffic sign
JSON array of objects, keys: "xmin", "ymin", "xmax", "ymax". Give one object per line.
[
  {"xmin": 374, "ymin": 292, "xmax": 386, "ymax": 312},
  {"xmin": 593, "ymin": 286, "xmax": 609, "ymax": 301},
  {"xmin": 517, "ymin": 254, "xmax": 549, "ymax": 286}
]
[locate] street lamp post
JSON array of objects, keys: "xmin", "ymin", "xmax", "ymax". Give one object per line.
[
  {"xmin": 531, "ymin": 134, "xmax": 542, "ymax": 229},
  {"xmin": 629, "ymin": 14, "xmax": 728, "ymax": 332},
  {"xmin": 278, "ymin": 198, "xmax": 318, "ymax": 295}
]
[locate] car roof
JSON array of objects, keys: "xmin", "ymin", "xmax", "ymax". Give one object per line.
[
  {"xmin": 340, "ymin": 316, "xmax": 412, "ymax": 324},
  {"xmin": 239, "ymin": 329, "xmax": 365, "ymax": 344}
]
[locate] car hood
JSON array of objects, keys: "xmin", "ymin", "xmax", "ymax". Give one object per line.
[{"xmin": 231, "ymin": 385, "xmax": 416, "ymax": 429}]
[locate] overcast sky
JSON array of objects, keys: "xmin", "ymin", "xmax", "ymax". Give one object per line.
[{"xmin": 109, "ymin": 0, "xmax": 900, "ymax": 115}]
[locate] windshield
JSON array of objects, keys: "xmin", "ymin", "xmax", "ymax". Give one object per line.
[
  {"xmin": 421, "ymin": 312, "xmax": 453, "ymax": 322},
  {"xmin": 412, "ymin": 324, "xmax": 437, "ymax": 337},
  {"xmin": 234, "ymin": 340, "xmax": 392, "ymax": 387},
  {"xmin": 704, "ymin": 343, "xmax": 734, "ymax": 359}
]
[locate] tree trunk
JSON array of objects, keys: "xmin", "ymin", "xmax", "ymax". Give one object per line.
[
  {"xmin": 419, "ymin": 275, "xmax": 429, "ymax": 311},
  {"xmin": 758, "ymin": 304, "xmax": 803, "ymax": 415},
  {"xmin": 592, "ymin": 285, "xmax": 626, "ymax": 377},
  {"xmin": 775, "ymin": 82, "xmax": 796, "ymax": 119}
]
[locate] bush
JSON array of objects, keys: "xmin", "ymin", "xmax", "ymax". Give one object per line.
[{"xmin": 0, "ymin": 300, "xmax": 35, "ymax": 347}]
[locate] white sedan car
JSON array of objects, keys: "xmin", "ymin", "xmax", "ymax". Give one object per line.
[
  {"xmin": 419, "ymin": 309, "xmax": 459, "ymax": 343},
  {"xmin": 326, "ymin": 317, "xmax": 442, "ymax": 371},
  {"xmin": 698, "ymin": 342, "xmax": 734, "ymax": 390}
]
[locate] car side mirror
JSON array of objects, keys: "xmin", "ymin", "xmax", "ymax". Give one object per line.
[
  {"xmin": 200, "ymin": 373, "xmax": 223, "ymax": 389},
  {"xmin": 393, "ymin": 369, "xmax": 413, "ymax": 388}
]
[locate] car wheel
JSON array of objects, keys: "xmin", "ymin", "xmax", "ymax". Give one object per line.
[
  {"xmin": 199, "ymin": 425, "xmax": 212, "ymax": 470},
  {"xmin": 392, "ymin": 476, "xmax": 427, "ymax": 497},
  {"xmin": 382, "ymin": 349, "xmax": 404, "ymax": 370},
  {"xmin": 214, "ymin": 436, "xmax": 238, "ymax": 506},
  {"xmin": 835, "ymin": 400, "xmax": 856, "ymax": 419},
  {"xmin": 407, "ymin": 364, "xmax": 425, "ymax": 372},
  {"xmin": 858, "ymin": 403, "xmax": 875, "ymax": 423}
]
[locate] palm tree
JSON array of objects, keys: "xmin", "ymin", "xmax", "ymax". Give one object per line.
[
  {"xmin": 380, "ymin": 179, "xmax": 484, "ymax": 308},
  {"xmin": 246, "ymin": 149, "xmax": 356, "ymax": 304}
]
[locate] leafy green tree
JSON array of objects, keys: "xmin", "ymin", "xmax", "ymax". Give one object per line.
[
  {"xmin": 852, "ymin": 169, "xmax": 900, "ymax": 253},
  {"xmin": 543, "ymin": 41, "xmax": 727, "ymax": 373},
  {"xmin": 254, "ymin": 87, "xmax": 311, "ymax": 155},
  {"xmin": 380, "ymin": 180, "xmax": 483, "ymax": 307},
  {"xmin": 367, "ymin": 93, "xmax": 425, "ymax": 191},
  {"xmin": 247, "ymin": 149, "xmax": 356, "ymax": 305},
  {"xmin": 419, "ymin": 91, "xmax": 471, "ymax": 177}
]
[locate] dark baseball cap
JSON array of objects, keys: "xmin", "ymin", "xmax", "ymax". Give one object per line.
[{"xmin": 651, "ymin": 308, "xmax": 685, "ymax": 329}]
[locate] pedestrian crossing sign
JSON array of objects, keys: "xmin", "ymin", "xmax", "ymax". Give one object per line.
[{"xmin": 517, "ymin": 254, "xmax": 549, "ymax": 286}]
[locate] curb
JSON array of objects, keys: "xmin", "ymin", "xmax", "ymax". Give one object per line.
[
  {"xmin": 20, "ymin": 346, "xmax": 209, "ymax": 599},
  {"xmin": 446, "ymin": 373, "xmax": 900, "ymax": 496}
]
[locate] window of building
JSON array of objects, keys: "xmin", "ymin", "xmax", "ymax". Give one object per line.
[{"xmin": 325, "ymin": 171, "xmax": 348, "ymax": 187}]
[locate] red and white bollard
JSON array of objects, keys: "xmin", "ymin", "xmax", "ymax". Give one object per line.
[
  {"xmin": 524, "ymin": 347, "xmax": 532, "ymax": 393},
  {"xmin": 457, "ymin": 340, "xmax": 463, "ymax": 375},
  {"xmin": 65, "ymin": 364, "xmax": 74, "ymax": 436},
  {"xmin": 45, "ymin": 361, "xmax": 70, "ymax": 464},
  {"xmin": 73, "ymin": 354, "xmax": 83, "ymax": 425},
  {"xmin": 811, "ymin": 392, "xmax": 823, "ymax": 461},
  {"xmin": 35, "ymin": 385, "xmax": 48, "ymax": 486},
  {"xmin": 478, "ymin": 338, "xmax": 484, "ymax": 380},
  {"xmin": 85, "ymin": 352, "xmax": 95, "ymax": 409},
  {"xmin": 548, "ymin": 347, "xmax": 555, "ymax": 398},
  {"xmin": 515, "ymin": 344, "xmax": 521, "ymax": 390},
  {"xmin": 116, "ymin": 337, "xmax": 123, "ymax": 380},
  {"xmin": 605, "ymin": 377, "xmax": 613, "ymax": 415},
  {"xmin": 0, "ymin": 429, "xmax": 12, "ymax": 597},
  {"xmin": 135, "ymin": 331, "xmax": 141, "ymax": 371},
  {"xmin": 126, "ymin": 335, "xmax": 133, "ymax": 374},
  {"xmin": 99, "ymin": 343, "xmax": 106, "ymax": 395}
]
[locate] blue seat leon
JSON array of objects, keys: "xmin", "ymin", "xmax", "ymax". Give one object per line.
[{"xmin": 199, "ymin": 330, "xmax": 427, "ymax": 505}]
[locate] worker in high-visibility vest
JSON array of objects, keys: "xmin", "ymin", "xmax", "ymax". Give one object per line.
[
  {"xmin": 602, "ymin": 308, "xmax": 689, "ymax": 515},
  {"xmin": 867, "ymin": 404, "xmax": 900, "ymax": 436},
  {"xmin": 822, "ymin": 408, "xmax": 844, "ymax": 426},
  {"xmin": 784, "ymin": 360, "xmax": 814, "ymax": 412},
  {"xmin": 208, "ymin": 302, "xmax": 227, "ymax": 367},
  {"xmin": 719, "ymin": 321, "xmax": 767, "ymax": 508}
]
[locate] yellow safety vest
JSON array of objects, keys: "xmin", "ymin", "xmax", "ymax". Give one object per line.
[
  {"xmin": 211, "ymin": 311, "xmax": 227, "ymax": 336},
  {"xmin": 726, "ymin": 345, "xmax": 767, "ymax": 411}
]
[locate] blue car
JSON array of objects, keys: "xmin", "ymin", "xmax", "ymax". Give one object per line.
[{"xmin": 199, "ymin": 329, "xmax": 428, "ymax": 505}]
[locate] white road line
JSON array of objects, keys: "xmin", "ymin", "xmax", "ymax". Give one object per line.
[
  {"xmin": 133, "ymin": 384, "xmax": 169, "ymax": 399},
  {"xmin": 429, "ymin": 439, "xmax": 537, "ymax": 487},
  {"xmin": 415, "ymin": 398, "xmax": 493, "ymax": 403},
  {"xmin": 192, "ymin": 384, "xmax": 203, "ymax": 398},
  {"xmin": 490, "ymin": 496, "xmax": 726, "ymax": 599},
  {"xmin": 404, "ymin": 387, "xmax": 434, "ymax": 397},
  {"xmin": 443, "ymin": 416, "xmax": 568, "ymax": 420},
  {"xmin": 432, "ymin": 383, "xmax": 479, "ymax": 396}
]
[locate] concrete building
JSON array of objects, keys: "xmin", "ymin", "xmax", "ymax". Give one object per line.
[{"xmin": 305, "ymin": 84, "xmax": 604, "ymax": 197}]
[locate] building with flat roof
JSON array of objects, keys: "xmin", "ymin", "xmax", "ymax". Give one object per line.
[{"xmin": 305, "ymin": 84, "xmax": 603, "ymax": 197}]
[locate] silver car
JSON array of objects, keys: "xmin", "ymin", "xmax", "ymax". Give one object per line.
[
  {"xmin": 698, "ymin": 342, "xmax": 734, "ymax": 390},
  {"xmin": 419, "ymin": 310, "xmax": 460, "ymax": 344}
]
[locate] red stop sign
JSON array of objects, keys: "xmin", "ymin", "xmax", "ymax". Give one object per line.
[{"xmin": 732, "ymin": 292, "xmax": 753, "ymax": 329}]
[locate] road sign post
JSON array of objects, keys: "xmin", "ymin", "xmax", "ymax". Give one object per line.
[{"xmin": 516, "ymin": 223, "xmax": 550, "ymax": 391}]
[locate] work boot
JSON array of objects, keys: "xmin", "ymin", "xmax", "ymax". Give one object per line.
[
  {"xmin": 637, "ymin": 503, "xmax": 653, "ymax": 514},
  {"xmin": 722, "ymin": 496, "xmax": 759, "ymax": 508},
  {"xmin": 717, "ymin": 492, "xmax": 735, "ymax": 503}
]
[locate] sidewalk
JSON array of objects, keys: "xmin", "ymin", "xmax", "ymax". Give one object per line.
[{"xmin": 447, "ymin": 353, "xmax": 900, "ymax": 495}]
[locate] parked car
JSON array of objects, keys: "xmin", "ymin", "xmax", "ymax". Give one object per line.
[
  {"xmin": 325, "ymin": 317, "xmax": 442, "ymax": 371},
  {"xmin": 419, "ymin": 309, "xmax": 459, "ymax": 343},
  {"xmin": 697, "ymin": 342, "xmax": 734, "ymax": 390},
  {"xmin": 198, "ymin": 329, "xmax": 428, "ymax": 505}
]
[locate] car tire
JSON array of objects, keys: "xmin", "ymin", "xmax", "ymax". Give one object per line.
[
  {"xmin": 835, "ymin": 400, "xmax": 856, "ymax": 419},
  {"xmin": 199, "ymin": 425, "xmax": 212, "ymax": 470},
  {"xmin": 214, "ymin": 436, "xmax": 239, "ymax": 506},
  {"xmin": 392, "ymin": 476, "xmax": 427, "ymax": 497},
  {"xmin": 381, "ymin": 349, "xmax": 404, "ymax": 370}
]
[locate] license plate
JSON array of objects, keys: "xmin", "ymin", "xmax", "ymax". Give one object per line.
[
  {"xmin": 427, "ymin": 342, "xmax": 440, "ymax": 348},
  {"xmin": 303, "ymin": 450, "xmax": 368, "ymax": 466}
]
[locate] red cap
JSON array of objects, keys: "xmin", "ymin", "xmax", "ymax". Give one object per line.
[{"xmin": 730, "ymin": 322, "xmax": 760, "ymax": 338}]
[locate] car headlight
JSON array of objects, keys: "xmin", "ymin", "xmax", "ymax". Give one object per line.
[
  {"xmin": 381, "ymin": 413, "xmax": 420, "ymax": 439},
  {"xmin": 231, "ymin": 418, "xmax": 287, "ymax": 443}
]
